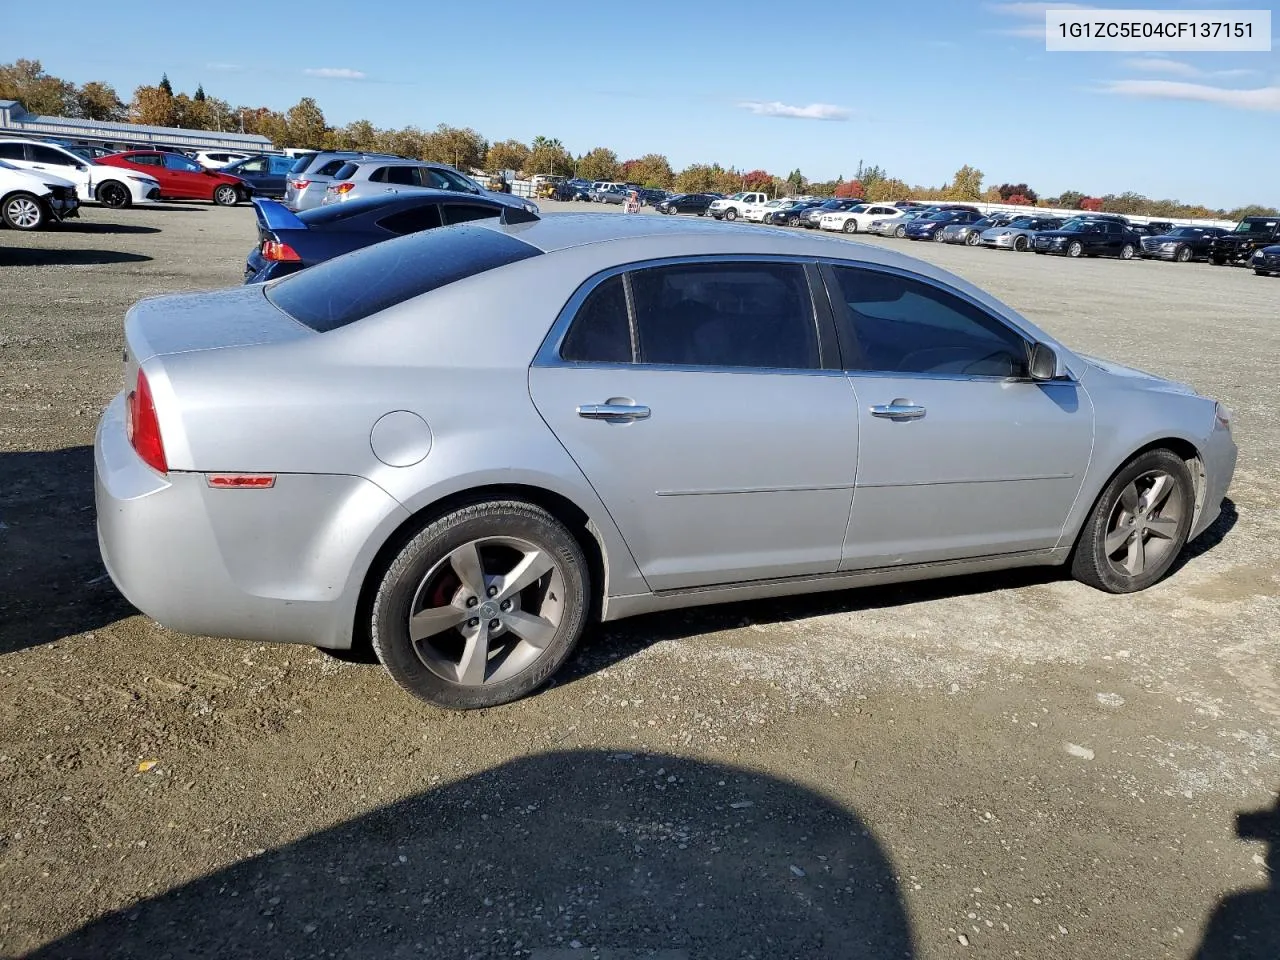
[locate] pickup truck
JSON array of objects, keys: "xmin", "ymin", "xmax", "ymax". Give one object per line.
[
  {"xmin": 708, "ymin": 191, "xmax": 770, "ymax": 222},
  {"xmin": 1209, "ymin": 216, "xmax": 1280, "ymax": 266}
]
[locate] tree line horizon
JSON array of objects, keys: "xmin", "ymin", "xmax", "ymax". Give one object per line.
[{"xmin": 1, "ymin": 60, "xmax": 1274, "ymax": 221}]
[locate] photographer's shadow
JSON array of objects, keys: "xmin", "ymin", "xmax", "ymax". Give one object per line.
[
  {"xmin": 24, "ymin": 750, "xmax": 915, "ymax": 959},
  {"xmin": 1195, "ymin": 794, "xmax": 1280, "ymax": 960}
]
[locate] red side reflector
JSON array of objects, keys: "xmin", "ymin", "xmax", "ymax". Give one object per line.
[
  {"xmin": 207, "ymin": 474, "xmax": 277, "ymax": 489},
  {"xmin": 261, "ymin": 240, "xmax": 301, "ymax": 262},
  {"xmin": 126, "ymin": 369, "xmax": 167, "ymax": 475}
]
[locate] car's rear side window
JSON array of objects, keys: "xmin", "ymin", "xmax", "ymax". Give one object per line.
[
  {"xmin": 329, "ymin": 161, "xmax": 358, "ymax": 179},
  {"xmin": 289, "ymin": 153, "xmax": 318, "ymax": 175},
  {"xmin": 265, "ymin": 225, "xmax": 542, "ymax": 332}
]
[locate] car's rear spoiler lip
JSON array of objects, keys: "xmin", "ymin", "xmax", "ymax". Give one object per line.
[{"xmin": 252, "ymin": 197, "xmax": 306, "ymax": 234}]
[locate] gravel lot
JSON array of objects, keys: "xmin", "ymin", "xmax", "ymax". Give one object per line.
[{"xmin": 1, "ymin": 199, "xmax": 1277, "ymax": 960}]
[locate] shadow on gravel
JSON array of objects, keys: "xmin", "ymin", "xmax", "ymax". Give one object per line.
[
  {"xmin": 0, "ymin": 447, "xmax": 133, "ymax": 655},
  {"xmin": 20, "ymin": 750, "xmax": 915, "ymax": 960},
  {"xmin": 1194, "ymin": 793, "xmax": 1279, "ymax": 960},
  {"xmin": 1175, "ymin": 496, "xmax": 1239, "ymax": 571},
  {"xmin": 59, "ymin": 221, "xmax": 162, "ymax": 235},
  {"xmin": 0, "ymin": 248, "xmax": 152, "ymax": 267}
]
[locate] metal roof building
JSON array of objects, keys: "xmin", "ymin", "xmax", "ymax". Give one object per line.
[{"xmin": 0, "ymin": 100, "xmax": 273, "ymax": 153}]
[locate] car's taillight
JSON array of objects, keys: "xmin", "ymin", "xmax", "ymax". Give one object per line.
[
  {"xmin": 290, "ymin": 179, "xmax": 310, "ymax": 190},
  {"xmin": 261, "ymin": 240, "xmax": 301, "ymax": 262},
  {"xmin": 125, "ymin": 369, "xmax": 167, "ymax": 475},
  {"xmin": 331, "ymin": 182, "xmax": 355, "ymax": 196}
]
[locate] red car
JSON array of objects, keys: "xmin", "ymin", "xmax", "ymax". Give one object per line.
[{"xmin": 96, "ymin": 151, "xmax": 249, "ymax": 205}]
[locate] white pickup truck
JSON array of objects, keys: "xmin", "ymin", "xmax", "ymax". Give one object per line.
[{"xmin": 708, "ymin": 191, "xmax": 770, "ymax": 222}]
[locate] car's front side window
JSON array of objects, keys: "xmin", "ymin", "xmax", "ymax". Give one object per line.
[
  {"xmin": 629, "ymin": 262, "xmax": 819, "ymax": 370},
  {"xmin": 831, "ymin": 266, "xmax": 1028, "ymax": 379}
]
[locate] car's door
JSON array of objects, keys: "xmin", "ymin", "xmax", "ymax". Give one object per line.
[
  {"xmin": 24, "ymin": 144, "xmax": 90, "ymax": 196},
  {"xmin": 162, "ymin": 152, "xmax": 210, "ymax": 198},
  {"xmin": 264, "ymin": 155, "xmax": 293, "ymax": 196},
  {"xmin": 821, "ymin": 262, "xmax": 1093, "ymax": 570},
  {"xmin": 529, "ymin": 258, "xmax": 858, "ymax": 592}
]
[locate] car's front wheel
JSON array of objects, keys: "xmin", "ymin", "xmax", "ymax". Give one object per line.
[
  {"xmin": 371, "ymin": 500, "xmax": 590, "ymax": 709},
  {"xmin": 1070, "ymin": 448, "xmax": 1194, "ymax": 593},
  {"xmin": 1175, "ymin": 245, "xmax": 1192, "ymax": 263},
  {"xmin": 1013, "ymin": 235, "xmax": 1028, "ymax": 252},
  {"xmin": 1120, "ymin": 243, "xmax": 1136, "ymax": 260},
  {"xmin": 1, "ymin": 192, "xmax": 47, "ymax": 230},
  {"xmin": 213, "ymin": 184, "xmax": 239, "ymax": 206},
  {"xmin": 96, "ymin": 180, "xmax": 131, "ymax": 208},
  {"xmin": 1067, "ymin": 240, "xmax": 1083, "ymax": 258},
  {"xmin": 723, "ymin": 207, "xmax": 738, "ymax": 221}
]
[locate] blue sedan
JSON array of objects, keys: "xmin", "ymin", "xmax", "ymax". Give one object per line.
[
  {"xmin": 243, "ymin": 192, "xmax": 528, "ymax": 283},
  {"xmin": 221, "ymin": 154, "xmax": 296, "ymax": 199},
  {"xmin": 904, "ymin": 209, "xmax": 985, "ymax": 241}
]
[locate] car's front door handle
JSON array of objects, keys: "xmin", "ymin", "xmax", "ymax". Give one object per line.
[
  {"xmin": 870, "ymin": 401, "xmax": 926, "ymax": 421},
  {"xmin": 577, "ymin": 402, "xmax": 651, "ymax": 422}
]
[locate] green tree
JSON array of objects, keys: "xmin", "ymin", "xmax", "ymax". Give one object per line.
[
  {"xmin": 194, "ymin": 83, "xmax": 206, "ymax": 102},
  {"xmin": 237, "ymin": 106, "xmax": 289, "ymax": 144},
  {"xmin": 0, "ymin": 59, "xmax": 76, "ymax": 115},
  {"xmin": 948, "ymin": 165, "xmax": 984, "ymax": 201},
  {"xmin": 159, "ymin": 73, "xmax": 173, "ymax": 96},
  {"xmin": 333, "ymin": 119, "xmax": 379, "ymax": 151},
  {"xmin": 1056, "ymin": 189, "xmax": 1086, "ymax": 209},
  {"xmin": 423, "ymin": 124, "xmax": 488, "ymax": 170},
  {"xmin": 528, "ymin": 136, "xmax": 571, "ymax": 176},
  {"xmin": 486, "ymin": 138, "xmax": 530, "ymax": 174},
  {"xmin": 1226, "ymin": 203, "xmax": 1280, "ymax": 220},
  {"xmin": 673, "ymin": 163, "xmax": 722, "ymax": 193},
  {"xmin": 620, "ymin": 153, "xmax": 673, "ymax": 188},
  {"xmin": 578, "ymin": 146, "xmax": 620, "ymax": 181},
  {"xmin": 285, "ymin": 97, "xmax": 328, "ymax": 148},
  {"xmin": 75, "ymin": 81, "xmax": 124, "ymax": 121}
]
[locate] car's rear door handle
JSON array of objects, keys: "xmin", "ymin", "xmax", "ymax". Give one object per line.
[
  {"xmin": 870, "ymin": 401, "xmax": 926, "ymax": 421},
  {"xmin": 577, "ymin": 402, "xmax": 651, "ymax": 422}
]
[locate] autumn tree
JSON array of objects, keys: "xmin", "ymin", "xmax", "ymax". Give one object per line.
[
  {"xmin": 0, "ymin": 59, "xmax": 75, "ymax": 115},
  {"xmin": 75, "ymin": 81, "xmax": 124, "ymax": 121},
  {"xmin": 486, "ymin": 139, "xmax": 530, "ymax": 174},
  {"xmin": 237, "ymin": 106, "xmax": 289, "ymax": 144},
  {"xmin": 948, "ymin": 165, "xmax": 984, "ymax": 201},
  {"xmin": 423, "ymin": 124, "xmax": 487, "ymax": 170},
  {"xmin": 285, "ymin": 97, "xmax": 328, "ymax": 148},
  {"xmin": 673, "ymin": 163, "xmax": 723, "ymax": 193},
  {"xmin": 1055, "ymin": 190, "xmax": 1086, "ymax": 209},
  {"xmin": 1080, "ymin": 197, "xmax": 1104, "ymax": 212},
  {"xmin": 996, "ymin": 183, "xmax": 1038, "ymax": 204},
  {"xmin": 1226, "ymin": 203, "xmax": 1280, "ymax": 219},
  {"xmin": 528, "ymin": 136, "xmax": 572, "ymax": 177},
  {"xmin": 130, "ymin": 84, "xmax": 176, "ymax": 126},
  {"xmin": 741, "ymin": 169, "xmax": 773, "ymax": 192},
  {"xmin": 864, "ymin": 177, "xmax": 910, "ymax": 203},
  {"xmin": 621, "ymin": 153, "xmax": 673, "ymax": 189},
  {"xmin": 578, "ymin": 146, "xmax": 620, "ymax": 181},
  {"xmin": 834, "ymin": 180, "xmax": 864, "ymax": 199},
  {"xmin": 1005, "ymin": 194, "xmax": 1032, "ymax": 206}
]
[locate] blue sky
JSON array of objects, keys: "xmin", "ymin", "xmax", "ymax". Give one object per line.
[{"xmin": 5, "ymin": 0, "xmax": 1278, "ymax": 207}]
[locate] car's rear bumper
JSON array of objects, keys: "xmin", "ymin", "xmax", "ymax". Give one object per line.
[{"xmin": 94, "ymin": 392, "xmax": 410, "ymax": 649}]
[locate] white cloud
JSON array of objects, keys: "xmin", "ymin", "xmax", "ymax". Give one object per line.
[
  {"xmin": 303, "ymin": 67, "xmax": 367, "ymax": 80},
  {"xmin": 1100, "ymin": 79, "xmax": 1280, "ymax": 111},
  {"xmin": 206, "ymin": 62, "xmax": 242, "ymax": 72},
  {"xmin": 738, "ymin": 101, "xmax": 851, "ymax": 121},
  {"xmin": 1121, "ymin": 57, "xmax": 1261, "ymax": 79}
]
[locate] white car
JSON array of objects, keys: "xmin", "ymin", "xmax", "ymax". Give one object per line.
[
  {"xmin": 194, "ymin": 150, "xmax": 251, "ymax": 170},
  {"xmin": 0, "ymin": 159, "xmax": 79, "ymax": 230},
  {"xmin": 745, "ymin": 198, "xmax": 795, "ymax": 223},
  {"xmin": 0, "ymin": 139, "xmax": 160, "ymax": 208},
  {"xmin": 820, "ymin": 203, "xmax": 903, "ymax": 234},
  {"xmin": 708, "ymin": 191, "xmax": 770, "ymax": 222}
]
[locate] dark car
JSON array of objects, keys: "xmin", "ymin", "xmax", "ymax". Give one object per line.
[
  {"xmin": 1249, "ymin": 244, "xmax": 1280, "ymax": 276},
  {"xmin": 765, "ymin": 199, "xmax": 827, "ymax": 226},
  {"xmin": 1140, "ymin": 225, "xmax": 1228, "ymax": 262},
  {"xmin": 802, "ymin": 198, "xmax": 862, "ymax": 228},
  {"xmin": 1134, "ymin": 220, "xmax": 1175, "ymax": 237},
  {"xmin": 656, "ymin": 193, "xmax": 717, "ymax": 216},
  {"xmin": 243, "ymin": 192, "xmax": 518, "ymax": 284},
  {"xmin": 637, "ymin": 188, "xmax": 670, "ymax": 206},
  {"xmin": 1210, "ymin": 216, "xmax": 1280, "ymax": 266},
  {"xmin": 903, "ymin": 208, "xmax": 984, "ymax": 241},
  {"xmin": 1032, "ymin": 219, "xmax": 1143, "ymax": 259},
  {"xmin": 220, "ymin": 154, "xmax": 296, "ymax": 199}
]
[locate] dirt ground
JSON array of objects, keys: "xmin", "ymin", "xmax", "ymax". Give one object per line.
[{"xmin": 0, "ymin": 199, "xmax": 1276, "ymax": 960}]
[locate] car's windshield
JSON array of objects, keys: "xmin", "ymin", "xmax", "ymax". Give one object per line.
[
  {"xmin": 1060, "ymin": 222, "xmax": 1092, "ymax": 233},
  {"xmin": 923, "ymin": 211, "xmax": 955, "ymax": 221},
  {"xmin": 1168, "ymin": 227, "xmax": 1202, "ymax": 237},
  {"xmin": 1007, "ymin": 217, "xmax": 1036, "ymax": 228},
  {"xmin": 848, "ymin": 204, "xmax": 868, "ymax": 213},
  {"xmin": 1235, "ymin": 218, "xmax": 1278, "ymax": 233},
  {"xmin": 728, "ymin": 192, "xmax": 748, "ymax": 200}
]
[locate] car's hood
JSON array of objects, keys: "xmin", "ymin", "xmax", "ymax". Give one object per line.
[
  {"xmin": 1256, "ymin": 243, "xmax": 1280, "ymax": 254},
  {"xmin": 1078, "ymin": 354, "xmax": 1196, "ymax": 395}
]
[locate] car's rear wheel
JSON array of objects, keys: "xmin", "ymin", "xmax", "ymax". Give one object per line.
[
  {"xmin": 371, "ymin": 500, "xmax": 589, "ymax": 709},
  {"xmin": 1, "ymin": 192, "xmax": 47, "ymax": 230},
  {"xmin": 213, "ymin": 184, "xmax": 239, "ymax": 206},
  {"xmin": 96, "ymin": 180, "xmax": 131, "ymax": 208},
  {"xmin": 966, "ymin": 231, "xmax": 982, "ymax": 246},
  {"xmin": 894, "ymin": 225, "xmax": 906, "ymax": 238},
  {"xmin": 1067, "ymin": 240, "xmax": 1083, "ymax": 258},
  {"xmin": 1175, "ymin": 245, "xmax": 1192, "ymax": 263},
  {"xmin": 1070, "ymin": 448, "xmax": 1194, "ymax": 594},
  {"xmin": 1120, "ymin": 243, "xmax": 1135, "ymax": 260},
  {"xmin": 1013, "ymin": 235, "xmax": 1028, "ymax": 252},
  {"xmin": 842, "ymin": 219, "xmax": 858, "ymax": 234}
]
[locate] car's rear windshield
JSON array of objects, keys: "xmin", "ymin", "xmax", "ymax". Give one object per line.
[
  {"xmin": 298, "ymin": 195, "xmax": 421, "ymax": 225},
  {"xmin": 265, "ymin": 224, "xmax": 542, "ymax": 332},
  {"xmin": 288, "ymin": 153, "xmax": 319, "ymax": 175}
]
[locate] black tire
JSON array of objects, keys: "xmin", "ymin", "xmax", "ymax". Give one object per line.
[
  {"xmin": 213, "ymin": 184, "xmax": 240, "ymax": 206},
  {"xmin": 1120, "ymin": 243, "xmax": 1135, "ymax": 260},
  {"xmin": 1013, "ymin": 235, "xmax": 1028, "ymax": 252},
  {"xmin": 1, "ymin": 192, "xmax": 47, "ymax": 230},
  {"xmin": 1175, "ymin": 245, "xmax": 1192, "ymax": 263},
  {"xmin": 842, "ymin": 219, "xmax": 858, "ymax": 234},
  {"xmin": 1211, "ymin": 256, "xmax": 1227, "ymax": 266},
  {"xmin": 371, "ymin": 500, "xmax": 590, "ymax": 709},
  {"xmin": 1256, "ymin": 269, "xmax": 1270, "ymax": 276},
  {"xmin": 1070, "ymin": 448, "xmax": 1195, "ymax": 594},
  {"xmin": 96, "ymin": 180, "xmax": 132, "ymax": 208},
  {"xmin": 723, "ymin": 207, "xmax": 738, "ymax": 221},
  {"xmin": 1066, "ymin": 240, "xmax": 1083, "ymax": 258}
]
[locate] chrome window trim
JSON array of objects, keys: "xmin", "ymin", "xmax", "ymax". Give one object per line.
[
  {"xmin": 818, "ymin": 257, "xmax": 1079, "ymax": 385},
  {"xmin": 532, "ymin": 254, "xmax": 835, "ymax": 374}
]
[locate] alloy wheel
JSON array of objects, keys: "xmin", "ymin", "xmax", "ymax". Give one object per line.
[
  {"xmin": 1103, "ymin": 470, "xmax": 1184, "ymax": 579},
  {"xmin": 406, "ymin": 536, "xmax": 566, "ymax": 687},
  {"xmin": 98, "ymin": 182, "xmax": 129, "ymax": 207},
  {"xmin": 4, "ymin": 196, "xmax": 42, "ymax": 229}
]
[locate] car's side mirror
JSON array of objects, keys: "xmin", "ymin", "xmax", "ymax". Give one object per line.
[{"xmin": 1028, "ymin": 343, "xmax": 1059, "ymax": 381}]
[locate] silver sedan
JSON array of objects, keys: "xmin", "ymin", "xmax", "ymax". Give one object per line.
[
  {"xmin": 980, "ymin": 216, "xmax": 1065, "ymax": 252},
  {"xmin": 95, "ymin": 214, "xmax": 1237, "ymax": 709}
]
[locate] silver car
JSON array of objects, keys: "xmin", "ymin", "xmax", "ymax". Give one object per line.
[
  {"xmin": 867, "ymin": 210, "xmax": 929, "ymax": 238},
  {"xmin": 283, "ymin": 151, "xmax": 403, "ymax": 212},
  {"xmin": 322, "ymin": 158, "xmax": 538, "ymax": 214},
  {"xmin": 95, "ymin": 215, "xmax": 1237, "ymax": 710},
  {"xmin": 980, "ymin": 215, "xmax": 1065, "ymax": 252}
]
